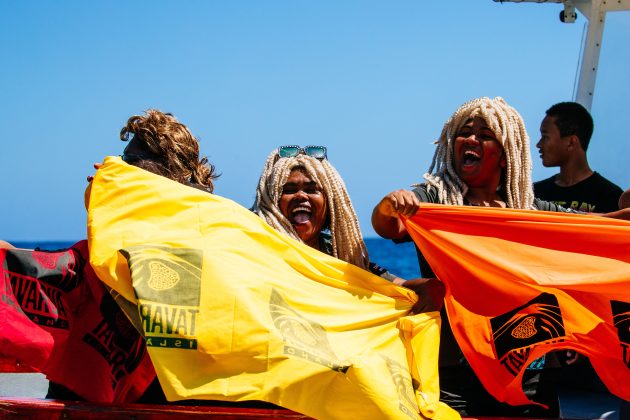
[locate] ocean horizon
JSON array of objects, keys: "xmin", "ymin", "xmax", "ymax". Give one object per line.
[{"xmin": 11, "ymin": 237, "xmax": 421, "ymax": 280}]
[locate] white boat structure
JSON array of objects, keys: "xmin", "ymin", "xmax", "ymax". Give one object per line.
[{"xmin": 494, "ymin": 0, "xmax": 630, "ymax": 110}]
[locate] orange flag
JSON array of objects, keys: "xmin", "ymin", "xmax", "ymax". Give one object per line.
[{"xmin": 403, "ymin": 204, "xmax": 630, "ymax": 406}]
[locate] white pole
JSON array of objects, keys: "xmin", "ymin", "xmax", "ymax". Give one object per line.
[
  {"xmin": 493, "ymin": 0, "xmax": 630, "ymax": 110},
  {"xmin": 574, "ymin": 0, "xmax": 605, "ymax": 110}
]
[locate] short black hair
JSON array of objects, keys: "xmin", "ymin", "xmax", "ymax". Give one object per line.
[{"xmin": 545, "ymin": 102, "xmax": 594, "ymax": 152}]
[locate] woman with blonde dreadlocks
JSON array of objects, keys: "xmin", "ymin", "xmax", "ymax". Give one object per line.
[
  {"xmin": 253, "ymin": 146, "xmax": 445, "ymax": 314},
  {"xmin": 372, "ymin": 97, "xmax": 572, "ymax": 417}
]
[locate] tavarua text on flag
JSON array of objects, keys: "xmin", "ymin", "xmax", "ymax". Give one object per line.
[
  {"xmin": 0, "ymin": 241, "xmax": 156, "ymax": 403},
  {"xmin": 87, "ymin": 157, "xmax": 460, "ymax": 420},
  {"xmin": 403, "ymin": 204, "xmax": 630, "ymax": 406}
]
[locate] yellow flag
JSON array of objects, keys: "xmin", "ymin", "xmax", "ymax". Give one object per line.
[{"xmin": 87, "ymin": 157, "xmax": 459, "ymax": 420}]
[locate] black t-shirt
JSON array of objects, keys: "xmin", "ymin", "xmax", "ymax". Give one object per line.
[{"xmin": 534, "ymin": 172, "xmax": 623, "ymax": 213}]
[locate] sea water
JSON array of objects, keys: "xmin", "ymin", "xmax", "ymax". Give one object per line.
[{"xmin": 12, "ymin": 237, "xmax": 422, "ymax": 280}]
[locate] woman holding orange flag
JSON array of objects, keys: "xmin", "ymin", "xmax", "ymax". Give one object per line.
[{"xmin": 372, "ymin": 97, "xmax": 576, "ymax": 417}]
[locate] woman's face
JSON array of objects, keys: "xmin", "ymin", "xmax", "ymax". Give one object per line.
[
  {"xmin": 279, "ymin": 169, "xmax": 328, "ymax": 247},
  {"xmin": 453, "ymin": 116, "xmax": 506, "ymax": 189}
]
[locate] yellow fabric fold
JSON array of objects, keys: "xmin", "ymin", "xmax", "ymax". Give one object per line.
[{"xmin": 87, "ymin": 157, "xmax": 459, "ymax": 420}]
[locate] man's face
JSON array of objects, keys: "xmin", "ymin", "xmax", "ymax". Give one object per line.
[{"xmin": 537, "ymin": 115, "xmax": 570, "ymax": 167}]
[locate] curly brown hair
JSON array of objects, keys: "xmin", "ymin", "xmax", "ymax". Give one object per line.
[{"xmin": 120, "ymin": 109, "xmax": 218, "ymax": 192}]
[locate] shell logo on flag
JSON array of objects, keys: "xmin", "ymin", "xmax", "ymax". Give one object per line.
[
  {"xmin": 490, "ymin": 293, "xmax": 566, "ymax": 377},
  {"xmin": 382, "ymin": 355, "xmax": 421, "ymax": 419},
  {"xmin": 121, "ymin": 246, "xmax": 203, "ymax": 307},
  {"xmin": 121, "ymin": 246, "xmax": 202, "ymax": 350},
  {"xmin": 270, "ymin": 289, "xmax": 350, "ymax": 373},
  {"xmin": 511, "ymin": 316, "xmax": 537, "ymax": 339},
  {"xmin": 148, "ymin": 261, "xmax": 180, "ymax": 291},
  {"xmin": 269, "ymin": 288, "xmax": 422, "ymax": 418},
  {"xmin": 33, "ymin": 250, "xmax": 61, "ymax": 270}
]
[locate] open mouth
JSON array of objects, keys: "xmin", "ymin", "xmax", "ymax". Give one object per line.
[
  {"xmin": 291, "ymin": 206, "xmax": 312, "ymax": 225},
  {"xmin": 462, "ymin": 150, "xmax": 481, "ymax": 165}
]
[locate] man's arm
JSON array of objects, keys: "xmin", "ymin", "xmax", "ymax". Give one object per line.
[{"xmin": 602, "ymin": 207, "xmax": 630, "ymax": 220}]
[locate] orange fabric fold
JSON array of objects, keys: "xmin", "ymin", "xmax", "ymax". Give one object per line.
[{"xmin": 403, "ymin": 204, "xmax": 630, "ymax": 405}]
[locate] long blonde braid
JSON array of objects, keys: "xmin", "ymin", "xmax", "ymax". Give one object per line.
[
  {"xmin": 423, "ymin": 97, "xmax": 535, "ymax": 209},
  {"xmin": 253, "ymin": 150, "xmax": 369, "ymax": 270}
]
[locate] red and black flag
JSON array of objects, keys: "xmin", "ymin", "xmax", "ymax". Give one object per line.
[{"xmin": 0, "ymin": 240, "xmax": 155, "ymax": 403}]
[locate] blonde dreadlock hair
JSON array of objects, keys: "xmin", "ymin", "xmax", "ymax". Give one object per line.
[
  {"xmin": 253, "ymin": 150, "xmax": 369, "ymax": 270},
  {"xmin": 423, "ymin": 96, "xmax": 535, "ymax": 209}
]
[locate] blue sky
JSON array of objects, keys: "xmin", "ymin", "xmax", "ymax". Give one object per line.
[{"xmin": 2, "ymin": 1, "xmax": 629, "ymax": 241}]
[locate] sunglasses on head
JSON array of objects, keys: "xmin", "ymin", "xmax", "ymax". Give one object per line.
[
  {"xmin": 121, "ymin": 153, "xmax": 158, "ymax": 164},
  {"xmin": 120, "ymin": 142, "xmax": 162, "ymax": 164},
  {"xmin": 278, "ymin": 145, "xmax": 327, "ymax": 160}
]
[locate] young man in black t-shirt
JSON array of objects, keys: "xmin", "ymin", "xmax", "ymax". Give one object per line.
[
  {"xmin": 534, "ymin": 102, "xmax": 626, "ymax": 414},
  {"xmin": 534, "ymin": 102, "xmax": 622, "ymax": 213}
]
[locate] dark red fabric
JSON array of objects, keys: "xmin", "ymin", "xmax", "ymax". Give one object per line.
[{"xmin": 0, "ymin": 241, "xmax": 155, "ymax": 403}]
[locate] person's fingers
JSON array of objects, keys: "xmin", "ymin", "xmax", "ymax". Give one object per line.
[
  {"xmin": 403, "ymin": 277, "xmax": 445, "ymax": 314},
  {"xmin": 378, "ymin": 196, "xmax": 397, "ymax": 217},
  {"xmin": 388, "ymin": 194, "xmax": 399, "ymax": 211},
  {"xmin": 87, "ymin": 162, "xmax": 103, "ymax": 183},
  {"xmin": 381, "ymin": 191, "xmax": 404, "ymax": 216},
  {"xmin": 395, "ymin": 191, "xmax": 420, "ymax": 217},
  {"xmin": 385, "ymin": 190, "xmax": 417, "ymax": 217}
]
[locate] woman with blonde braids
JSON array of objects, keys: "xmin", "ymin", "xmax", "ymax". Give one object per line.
[
  {"xmin": 372, "ymin": 97, "xmax": 569, "ymax": 417},
  {"xmin": 253, "ymin": 146, "xmax": 368, "ymax": 269},
  {"xmin": 372, "ymin": 97, "xmax": 572, "ymax": 279},
  {"xmin": 253, "ymin": 146, "xmax": 444, "ymax": 313}
]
